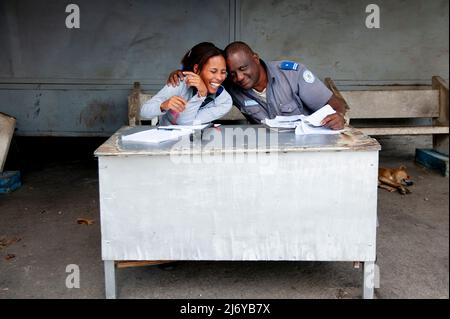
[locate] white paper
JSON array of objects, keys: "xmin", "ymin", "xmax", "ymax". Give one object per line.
[
  {"xmin": 263, "ymin": 118, "xmax": 300, "ymax": 128},
  {"xmin": 302, "ymin": 104, "xmax": 336, "ymax": 127},
  {"xmin": 273, "ymin": 115, "xmax": 303, "ymax": 122},
  {"xmin": 122, "ymin": 128, "xmax": 191, "ymax": 144},
  {"xmin": 158, "ymin": 124, "xmax": 210, "ymax": 131},
  {"xmin": 295, "ymin": 121, "xmax": 343, "ymax": 135},
  {"xmin": 263, "ymin": 104, "xmax": 342, "ymax": 134}
]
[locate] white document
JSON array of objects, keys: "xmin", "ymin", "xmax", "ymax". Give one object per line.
[
  {"xmin": 263, "ymin": 104, "xmax": 336, "ymax": 129},
  {"xmin": 263, "ymin": 115, "xmax": 301, "ymax": 128},
  {"xmin": 157, "ymin": 124, "xmax": 210, "ymax": 131},
  {"xmin": 263, "ymin": 118, "xmax": 300, "ymax": 128},
  {"xmin": 301, "ymin": 104, "xmax": 336, "ymax": 127},
  {"xmin": 295, "ymin": 121, "xmax": 343, "ymax": 135},
  {"xmin": 122, "ymin": 128, "xmax": 191, "ymax": 144},
  {"xmin": 273, "ymin": 115, "xmax": 302, "ymax": 122}
]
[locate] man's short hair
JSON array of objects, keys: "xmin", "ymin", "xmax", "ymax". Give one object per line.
[{"xmin": 224, "ymin": 41, "xmax": 255, "ymax": 58}]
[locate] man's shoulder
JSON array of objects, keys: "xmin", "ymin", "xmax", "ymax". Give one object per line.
[{"xmin": 268, "ymin": 60, "xmax": 306, "ymax": 73}]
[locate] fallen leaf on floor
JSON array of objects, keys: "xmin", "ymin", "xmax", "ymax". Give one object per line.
[
  {"xmin": 0, "ymin": 237, "xmax": 21, "ymax": 250},
  {"xmin": 5, "ymin": 254, "xmax": 16, "ymax": 260},
  {"xmin": 77, "ymin": 218, "xmax": 95, "ymax": 225},
  {"xmin": 336, "ymin": 288, "xmax": 349, "ymax": 299}
]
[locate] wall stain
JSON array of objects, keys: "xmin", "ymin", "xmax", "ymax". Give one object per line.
[
  {"xmin": 79, "ymin": 100, "xmax": 119, "ymax": 130},
  {"xmin": 33, "ymin": 93, "xmax": 42, "ymax": 119}
]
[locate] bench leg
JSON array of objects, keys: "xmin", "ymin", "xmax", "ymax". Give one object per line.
[
  {"xmin": 362, "ymin": 261, "xmax": 375, "ymax": 299},
  {"xmin": 104, "ymin": 260, "xmax": 116, "ymax": 299}
]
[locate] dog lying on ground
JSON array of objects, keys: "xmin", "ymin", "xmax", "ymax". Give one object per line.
[{"xmin": 378, "ymin": 165, "xmax": 413, "ymax": 195}]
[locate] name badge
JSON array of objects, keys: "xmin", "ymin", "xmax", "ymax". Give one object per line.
[{"xmin": 244, "ymin": 99, "xmax": 259, "ymax": 106}]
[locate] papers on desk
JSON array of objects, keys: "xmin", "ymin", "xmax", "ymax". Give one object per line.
[
  {"xmin": 121, "ymin": 124, "xmax": 211, "ymax": 144},
  {"xmin": 121, "ymin": 128, "xmax": 192, "ymax": 144},
  {"xmin": 158, "ymin": 124, "xmax": 210, "ymax": 131},
  {"xmin": 263, "ymin": 116, "xmax": 301, "ymax": 129},
  {"xmin": 262, "ymin": 104, "xmax": 343, "ymax": 135},
  {"xmin": 295, "ymin": 121, "xmax": 343, "ymax": 135},
  {"xmin": 301, "ymin": 104, "xmax": 336, "ymax": 127}
]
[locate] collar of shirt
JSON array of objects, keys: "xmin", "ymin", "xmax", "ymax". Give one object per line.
[
  {"xmin": 260, "ymin": 59, "xmax": 277, "ymax": 87},
  {"xmin": 192, "ymin": 85, "xmax": 224, "ymax": 108},
  {"xmin": 191, "ymin": 85, "xmax": 223, "ymax": 99}
]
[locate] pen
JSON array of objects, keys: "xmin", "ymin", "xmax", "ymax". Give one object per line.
[{"xmin": 156, "ymin": 127, "xmax": 184, "ymax": 131}]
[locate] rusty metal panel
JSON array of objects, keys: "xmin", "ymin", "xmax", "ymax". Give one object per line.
[{"xmin": 0, "ymin": 85, "xmax": 130, "ymax": 136}]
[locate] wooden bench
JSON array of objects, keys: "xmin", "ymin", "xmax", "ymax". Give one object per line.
[
  {"xmin": 128, "ymin": 77, "xmax": 449, "ymax": 160},
  {"xmin": 325, "ymin": 76, "xmax": 449, "ymax": 157}
]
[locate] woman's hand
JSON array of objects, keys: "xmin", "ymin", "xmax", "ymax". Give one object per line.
[
  {"xmin": 183, "ymin": 71, "xmax": 208, "ymax": 97},
  {"xmin": 160, "ymin": 96, "xmax": 187, "ymax": 112}
]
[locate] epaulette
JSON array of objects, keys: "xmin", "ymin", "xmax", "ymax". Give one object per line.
[{"xmin": 279, "ymin": 61, "xmax": 299, "ymax": 71}]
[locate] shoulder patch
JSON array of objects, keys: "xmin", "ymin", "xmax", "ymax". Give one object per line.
[
  {"xmin": 279, "ymin": 61, "xmax": 299, "ymax": 71},
  {"xmin": 303, "ymin": 70, "xmax": 315, "ymax": 83}
]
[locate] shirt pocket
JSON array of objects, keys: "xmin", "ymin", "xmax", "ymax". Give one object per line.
[
  {"xmin": 243, "ymin": 105, "xmax": 266, "ymax": 122},
  {"xmin": 279, "ymin": 100, "xmax": 301, "ymax": 115},
  {"xmin": 244, "ymin": 105, "xmax": 263, "ymax": 115}
]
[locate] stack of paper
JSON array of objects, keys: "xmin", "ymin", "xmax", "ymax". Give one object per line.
[
  {"xmin": 295, "ymin": 104, "xmax": 343, "ymax": 135},
  {"xmin": 295, "ymin": 121, "xmax": 343, "ymax": 135},
  {"xmin": 263, "ymin": 115, "xmax": 301, "ymax": 128},
  {"xmin": 157, "ymin": 124, "xmax": 210, "ymax": 131},
  {"xmin": 263, "ymin": 104, "xmax": 343, "ymax": 135},
  {"xmin": 122, "ymin": 128, "xmax": 192, "ymax": 144},
  {"xmin": 300, "ymin": 104, "xmax": 336, "ymax": 127}
]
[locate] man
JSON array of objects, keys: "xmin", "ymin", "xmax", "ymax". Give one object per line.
[{"xmin": 168, "ymin": 41, "xmax": 346, "ymax": 129}]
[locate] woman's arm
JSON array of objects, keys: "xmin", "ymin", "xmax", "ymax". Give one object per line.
[
  {"xmin": 140, "ymin": 84, "xmax": 186, "ymax": 119},
  {"xmin": 176, "ymin": 89, "xmax": 233, "ymax": 125}
]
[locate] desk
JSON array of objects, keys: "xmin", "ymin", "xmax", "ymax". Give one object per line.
[{"xmin": 94, "ymin": 125, "xmax": 381, "ymax": 299}]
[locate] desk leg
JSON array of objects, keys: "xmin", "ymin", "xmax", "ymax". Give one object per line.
[
  {"xmin": 362, "ymin": 261, "xmax": 375, "ymax": 299},
  {"xmin": 104, "ymin": 260, "xmax": 116, "ymax": 299}
]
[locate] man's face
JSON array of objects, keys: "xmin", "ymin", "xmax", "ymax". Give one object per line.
[{"xmin": 226, "ymin": 50, "xmax": 260, "ymax": 90}]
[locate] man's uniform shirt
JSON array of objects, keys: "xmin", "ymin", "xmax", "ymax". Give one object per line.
[{"xmin": 226, "ymin": 60, "xmax": 332, "ymax": 124}]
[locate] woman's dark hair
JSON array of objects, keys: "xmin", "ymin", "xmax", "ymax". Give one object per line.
[{"xmin": 181, "ymin": 42, "xmax": 224, "ymax": 73}]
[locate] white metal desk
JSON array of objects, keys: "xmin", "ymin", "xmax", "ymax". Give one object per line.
[{"xmin": 94, "ymin": 125, "xmax": 381, "ymax": 299}]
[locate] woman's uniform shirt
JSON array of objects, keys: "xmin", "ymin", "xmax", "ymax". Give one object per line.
[{"xmin": 140, "ymin": 80, "xmax": 232, "ymax": 125}]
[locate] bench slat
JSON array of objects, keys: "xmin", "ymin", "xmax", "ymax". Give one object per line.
[
  {"xmin": 342, "ymin": 90, "xmax": 440, "ymax": 119},
  {"xmin": 356, "ymin": 126, "xmax": 449, "ymax": 136}
]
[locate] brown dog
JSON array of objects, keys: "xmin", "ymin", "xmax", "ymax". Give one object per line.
[{"xmin": 378, "ymin": 165, "xmax": 413, "ymax": 194}]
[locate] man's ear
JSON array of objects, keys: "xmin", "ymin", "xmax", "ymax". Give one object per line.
[
  {"xmin": 252, "ymin": 53, "xmax": 260, "ymax": 64},
  {"xmin": 193, "ymin": 64, "xmax": 199, "ymax": 74}
]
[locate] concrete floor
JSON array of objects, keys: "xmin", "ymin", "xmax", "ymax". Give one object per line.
[{"xmin": 0, "ymin": 138, "xmax": 448, "ymax": 299}]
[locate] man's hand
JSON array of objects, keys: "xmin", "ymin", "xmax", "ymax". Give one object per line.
[
  {"xmin": 167, "ymin": 70, "xmax": 184, "ymax": 87},
  {"xmin": 182, "ymin": 71, "xmax": 208, "ymax": 97},
  {"xmin": 321, "ymin": 113, "xmax": 345, "ymax": 130},
  {"xmin": 160, "ymin": 96, "xmax": 187, "ymax": 112}
]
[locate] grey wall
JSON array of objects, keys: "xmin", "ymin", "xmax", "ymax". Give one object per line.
[
  {"xmin": 239, "ymin": 0, "xmax": 449, "ymax": 84},
  {"xmin": 0, "ymin": 0, "xmax": 448, "ymax": 136}
]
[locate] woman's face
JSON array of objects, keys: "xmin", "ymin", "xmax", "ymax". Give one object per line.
[{"xmin": 198, "ymin": 55, "xmax": 227, "ymax": 94}]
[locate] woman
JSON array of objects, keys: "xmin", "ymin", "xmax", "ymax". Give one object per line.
[{"xmin": 140, "ymin": 42, "xmax": 232, "ymax": 125}]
